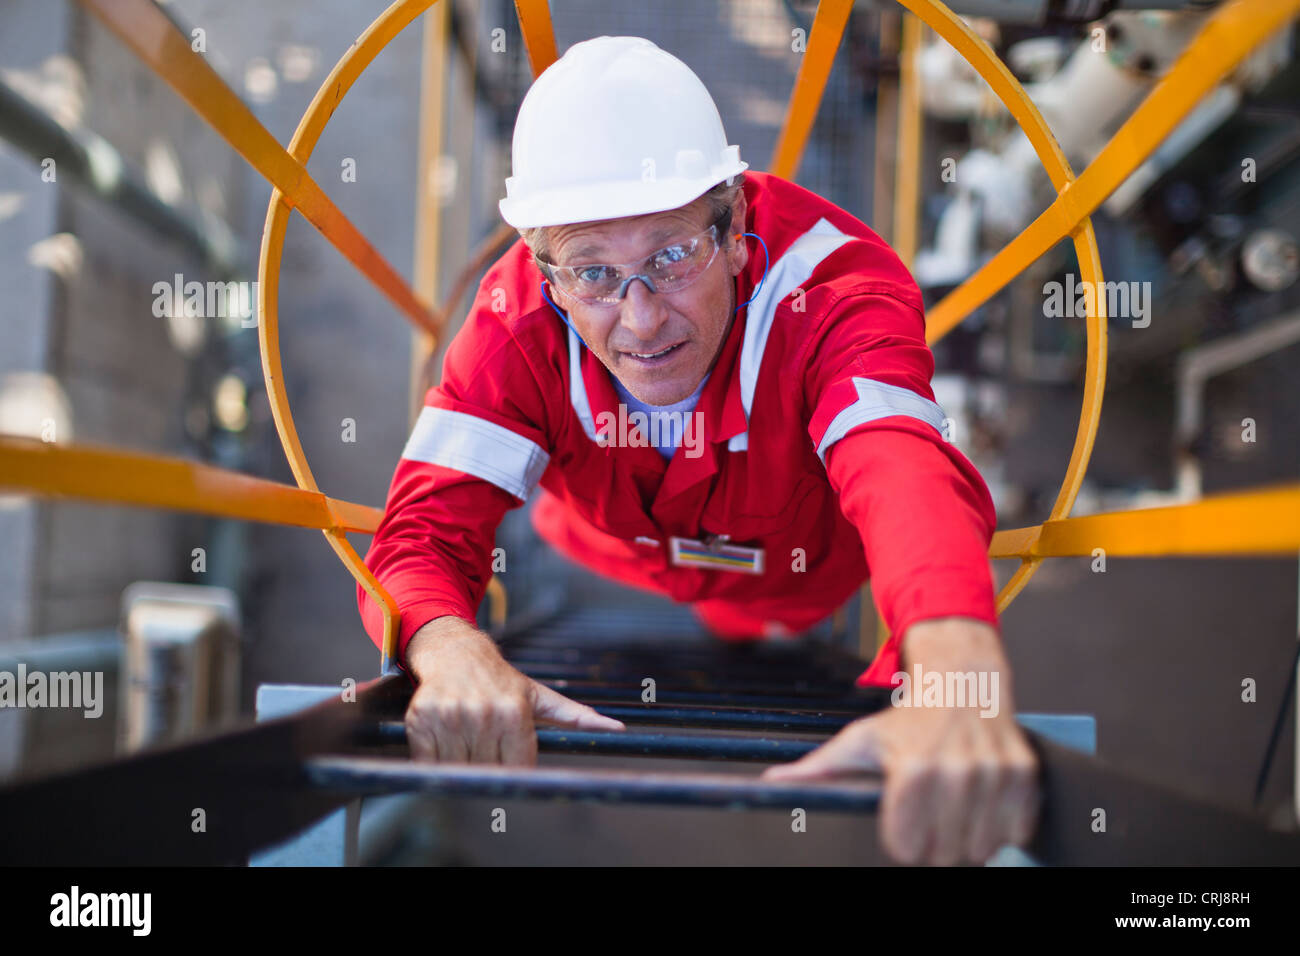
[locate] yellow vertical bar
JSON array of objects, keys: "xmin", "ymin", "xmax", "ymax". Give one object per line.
[
  {"xmin": 872, "ymin": 8, "xmax": 901, "ymax": 241},
  {"xmin": 892, "ymin": 12, "xmax": 923, "ymax": 268},
  {"xmin": 410, "ymin": 2, "xmax": 450, "ymax": 425},
  {"xmin": 864, "ymin": 11, "xmax": 918, "ymax": 656},
  {"xmin": 514, "ymin": 0, "xmax": 559, "ymax": 77},
  {"xmin": 769, "ymin": 0, "xmax": 854, "ymax": 179}
]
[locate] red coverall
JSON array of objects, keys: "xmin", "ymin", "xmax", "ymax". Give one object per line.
[{"xmin": 358, "ymin": 171, "xmax": 1000, "ymax": 686}]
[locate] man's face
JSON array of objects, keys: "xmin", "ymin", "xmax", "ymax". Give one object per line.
[{"xmin": 544, "ymin": 192, "xmax": 749, "ymax": 406}]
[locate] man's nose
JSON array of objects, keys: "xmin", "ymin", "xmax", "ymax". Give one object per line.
[{"xmin": 618, "ymin": 277, "xmax": 669, "ymax": 341}]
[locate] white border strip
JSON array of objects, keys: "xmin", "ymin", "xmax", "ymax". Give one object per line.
[
  {"xmin": 729, "ymin": 217, "xmax": 854, "ymax": 452},
  {"xmin": 568, "ymin": 326, "xmax": 599, "ymax": 442},
  {"xmin": 402, "ymin": 406, "xmax": 551, "ymax": 501},
  {"xmin": 816, "ymin": 376, "xmax": 947, "ymax": 462}
]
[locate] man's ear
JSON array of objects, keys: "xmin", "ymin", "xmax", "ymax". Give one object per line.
[{"xmin": 726, "ymin": 188, "xmax": 749, "ymax": 276}]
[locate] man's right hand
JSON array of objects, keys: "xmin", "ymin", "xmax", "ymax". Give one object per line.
[{"xmin": 404, "ymin": 616, "xmax": 625, "ymax": 765}]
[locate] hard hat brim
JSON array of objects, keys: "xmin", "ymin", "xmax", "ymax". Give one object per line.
[{"xmin": 499, "ymin": 162, "xmax": 748, "ymax": 230}]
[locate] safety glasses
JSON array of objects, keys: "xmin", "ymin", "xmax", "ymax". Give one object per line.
[{"xmin": 537, "ymin": 207, "xmax": 733, "ymax": 307}]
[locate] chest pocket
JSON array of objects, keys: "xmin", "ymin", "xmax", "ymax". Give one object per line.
[{"xmin": 699, "ymin": 454, "xmax": 824, "ymax": 543}]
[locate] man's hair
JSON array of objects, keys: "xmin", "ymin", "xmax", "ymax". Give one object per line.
[{"xmin": 520, "ymin": 173, "xmax": 745, "ymax": 265}]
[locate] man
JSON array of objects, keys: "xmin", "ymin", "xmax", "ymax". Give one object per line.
[{"xmin": 359, "ymin": 36, "xmax": 1038, "ymax": 865}]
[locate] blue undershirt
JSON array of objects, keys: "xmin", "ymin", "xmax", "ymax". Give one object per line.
[{"xmin": 610, "ymin": 372, "xmax": 710, "ymax": 460}]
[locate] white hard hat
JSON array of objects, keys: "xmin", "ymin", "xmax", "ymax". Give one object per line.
[{"xmin": 499, "ymin": 36, "xmax": 748, "ymax": 230}]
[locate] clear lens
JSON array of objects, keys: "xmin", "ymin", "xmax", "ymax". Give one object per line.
[{"xmin": 550, "ymin": 224, "xmax": 722, "ymax": 305}]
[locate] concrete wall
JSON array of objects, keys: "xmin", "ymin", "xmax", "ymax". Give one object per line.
[{"xmin": 2, "ymin": 1, "xmax": 224, "ymax": 639}]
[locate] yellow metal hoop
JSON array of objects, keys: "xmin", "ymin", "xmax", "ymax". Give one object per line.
[
  {"xmin": 896, "ymin": 0, "xmax": 1106, "ymax": 613},
  {"xmin": 258, "ymin": 0, "xmax": 444, "ymax": 671}
]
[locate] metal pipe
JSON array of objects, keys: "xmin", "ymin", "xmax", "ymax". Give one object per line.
[
  {"xmin": 0, "ymin": 436, "xmax": 382, "ymax": 532},
  {"xmin": 543, "ymin": 679, "xmax": 891, "ymax": 712},
  {"xmin": 370, "ymin": 721, "xmax": 823, "ymax": 762},
  {"xmin": 305, "ymin": 756, "xmax": 882, "ymax": 812},
  {"xmin": 408, "ymin": 1, "xmax": 451, "ymax": 424},
  {"xmin": 503, "ymin": 641, "xmax": 851, "ymax": 664},
  {"xmin": 893, "ymin": 12, "xmax": 923, "ymax": 268},
  {"xmin": 570, "ymin": 704, "xmax": 853, "ymax": 733},
  {"xmin": 990, "ymin": 483, "xmax": 1300, "ymax": 558},
  {"xmin": 502, "ymin": 642, "xmax": 864, "ymax": 674},
  {"xmin": 1175, "ymin": 309, "xmax": 1300, "ymax": 499},
  {"xmin": 514, "ymin": 660, "xmax": 861, "ymax": 694},
  {"xmin": 540, "ymin": 728, "xmax": 821, "ymax": 762},
  {"xmin": 938, "ymin": 1, "xmax": 1215, "ymax": 26}
]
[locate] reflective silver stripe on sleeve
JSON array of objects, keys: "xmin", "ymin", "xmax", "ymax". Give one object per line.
[
  {"xmin": 816, "ymin": 377, "xmax": 947, "ymax": 463},
  {"xmin": 402, "ymin": 406, "xmax": 551, "ymax": 501},
  {"xmin": 728, "ymin": 217, "xmax": 855, "ymax": 453}
]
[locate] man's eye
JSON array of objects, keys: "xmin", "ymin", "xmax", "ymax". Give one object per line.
[
  {"xmin": 649, "ymin": 243, "xmax": 692, "ymax": 269},
  {"xmin": 575, "ymin": 265, "xmax": 616, "ymax": 284}
]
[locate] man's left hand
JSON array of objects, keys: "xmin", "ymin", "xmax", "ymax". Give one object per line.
[{"xmin": 761, "ymin": 617, "xmax": 1040, "ymax": 865}]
